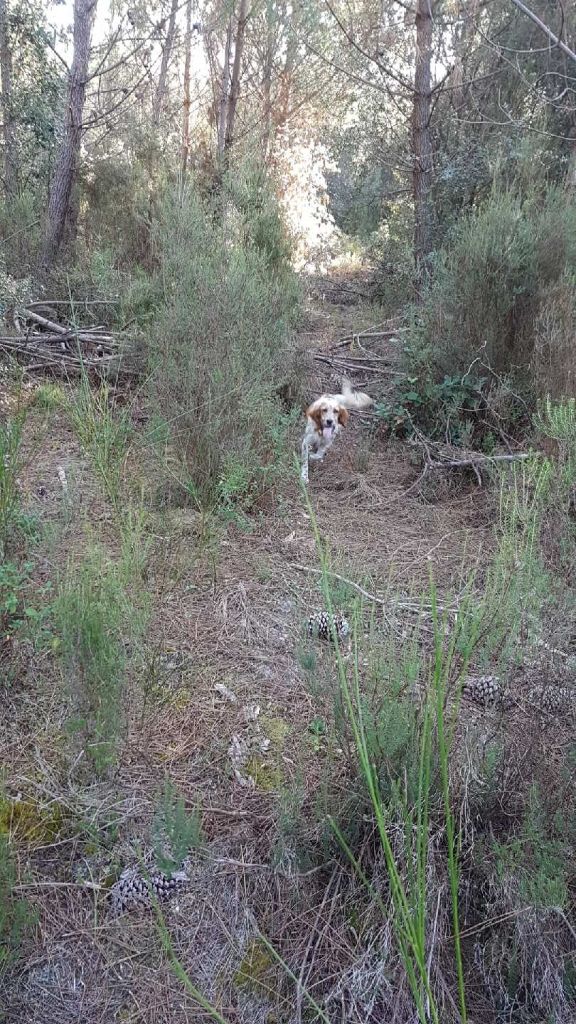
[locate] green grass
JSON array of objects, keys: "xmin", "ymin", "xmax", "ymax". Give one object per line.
[
  {"xmin": 66, "ymin": 376, "xmax": 131, "ymax": 507},
  {"xmin": 0, "ymin": 410, "xmax": 26, "ymax": 557},
  {"xmin": 54, "ymin": 548, "xmax": 131, "ymax": 775}
]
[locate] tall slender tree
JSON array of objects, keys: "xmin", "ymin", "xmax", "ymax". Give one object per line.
[
  {"xmin": 223, "ymin": 0, "xmax": 248, "ymax": 158},
  {"xmin": 412, "ymin": 0, "xmax": 433, "ymax": 290},
  {"xmin": 152, "ymin": 0, "xmax": 179, "ymax": 127},
  {"xmin": 0, "ymin": 0, "xmax": 15, "ymax": 196},
  {"xmin": 181, "ymin": 0, "xmax": 193, "ymax": 176},
  {"xmin": 40, "ymin": 0, "xmax": 97, "ymax": 272}
]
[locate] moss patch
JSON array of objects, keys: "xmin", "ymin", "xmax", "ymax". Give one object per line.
[
  {"xmin": 260, "ymin": 715, "xmax": 290, "ymax": 748},
  {"xmin": 0, "ymin": 797, "xmax": 67, "ymax": 845},
  {"xmin": 245, "ymin": 757, "xmax": 283, "ymax": 792},
  {"xmin": 234, "ymin": 938, "xmax": 276, "ymax": 995}
]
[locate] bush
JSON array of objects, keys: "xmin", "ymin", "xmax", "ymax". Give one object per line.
[
  {"xmin": 147, "ymin": 174, "xmax": 301, "ymax": 510},
  {"xmin": 409, "ymin": 186, "xmax": 576, "ymax": 405},
  {"xmin": 0, "ymin": 190, "xmax": 42, "ymax": 277},
  {"xmin": 533, "ymin": 271, "xmax": 576, "ymax": 400}
]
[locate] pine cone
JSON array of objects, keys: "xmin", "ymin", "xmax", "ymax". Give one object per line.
[
  {"xmin": 110, "ymin": 867, "xmax": 189, "ymax": 914},
  {"xmin": 307, "ymin": 611, "xmax": 350, "ymax": 643},
  {"xmin": 462, "ymin": 674, "xmax": 501, "ymax": 707},
  {"xmin": 526, "ymin": 684, "xmax": 576, "ymax": 714}
]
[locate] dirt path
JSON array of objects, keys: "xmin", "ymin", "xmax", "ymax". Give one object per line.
[{"xmin": 1, "ymin": 281, "xmax": 493, "ymax": 1023}]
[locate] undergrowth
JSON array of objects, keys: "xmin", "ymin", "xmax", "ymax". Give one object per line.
[
  {"xmin": 0, "ymin": 408, "xmax": 26, "ymax": 557},
  {"xmin": 146, "ymin": 172, "xmax": 301, "ymax": 512},
  {"xmin": 66, "ymin": 376, "xmax": 131, "ymax": 507},
  {"xmin": 0, "ymin": 834, "xmax": 36, "ymax": 973},
  {"xmin": 390, "ymin": 186, "xmax": 576, "ymax": 444},
  {"xmin": 53, "ymin": 548, "xmax": 133, "ymax": 775}
]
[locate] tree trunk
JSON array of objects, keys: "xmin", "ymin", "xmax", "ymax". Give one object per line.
[
  {"xmin": 261, "ymin": 6, "xmax": 273, "ymax": 160},
  {"xmin": 412, "ymin": 0, "xmax": 434, "ymax": 292},
  {"xmin": 39, "ymin": 0, "xmax": 97, "ymax": 272},
  {"xmin": 0, "ymin": 0, "xmax": 16, "ymax": 196},
  {"xmin": 152, "ymin": 0, "xmax": 179, "ymax": 127},
  {"xmin": 223, "ymin": 0, "xmax": 249, "ymax": 159},
  {"xmin": 216, "ymin": 17, "xmax": 233, "ymax": 161},
  {"xmin": 181, "ymin": 0, "xmax": 192, "ymax": 176}
]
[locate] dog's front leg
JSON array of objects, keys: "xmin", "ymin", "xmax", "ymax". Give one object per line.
[{"xmin": 301, "ymin": 438, "xmax": 310, "ymax": 483}]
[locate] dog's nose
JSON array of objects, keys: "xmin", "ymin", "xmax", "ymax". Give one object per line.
[{"xmin": 325, "ymin": 418, "xmax": 334, "ymax": 427}]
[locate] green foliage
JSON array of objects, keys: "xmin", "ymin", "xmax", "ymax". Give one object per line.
[
  {"xmin": 410, "ymin": 186, "xmax": 576, "ymax": 413},
  {"xmin": 82, "ymin": 155, "xmax": 155, "ymax": 268},
  {"xmin": 492, "ymin": 785, "xmax": 568, "ymax": 910},
  {"xmin": 533, "ymin": 272, "xmax": 576, "ymax": 400},
  {"xmin": 375, "ymin": 372, "xmax": 492, "ymax": 446},
  {"xmin": 0, "ymin": 192, "xmax": 43, "ymax": 278},
  {"xmin": 66, "ymin": 378, "xmax": 131, "ymax": 505},
  {"xmin": 54, "ymin": 549, "xmax": 130, "ymax": 774},
  {"xmin": 0, "ymin": 556, "xmax": 51, "ymax": 651},
  {"xmin": 0, "ymin": 834, "xmax": 36, "ymax": 970},
  {"xmin": 226, "ymin": 162, "xmax": 294, "ymax": 278},
  {"xmin": 0, "ymin": 409, "xmax": 26, "ymax": 557},
  {"xmin": 368, "ymin": 200, "xmax": 416, "ymax": 311},
  {"xmin": 120, "ymin": 268, "xmax": 165, "ymax": 327},
  {"xmin": 0, "ymin": 560, "xmax": 31, "ymax": 631},
  {"xmin": 147, "ymin": 175, "xmax": 301, "ymax": 511},
  {"xmin": 32, "ymin": 382, "xmax": 66, "ymax": 411},
  {"xmin": 152, "ymin": 780, "xmax": 202, "ymax": 878}
]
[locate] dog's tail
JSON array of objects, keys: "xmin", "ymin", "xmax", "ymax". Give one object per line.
[{"xmin": 339, "ymin": 377, "xmax": 373, "ymax": 410}]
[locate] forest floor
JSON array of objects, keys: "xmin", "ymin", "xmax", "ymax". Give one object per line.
[{"xmin": 0, "ymin": 276, "xmax": 520, "ymax": 1023}]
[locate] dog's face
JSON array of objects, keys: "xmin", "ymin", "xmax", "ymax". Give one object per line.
[{"xmin": 307, "ymin": 399, "xmax": 349, "ymax": 442}]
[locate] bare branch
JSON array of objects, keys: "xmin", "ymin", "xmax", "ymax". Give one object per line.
[{"xmin": 509, "ymin": 0, "xmax": 576, "ymax": 64}]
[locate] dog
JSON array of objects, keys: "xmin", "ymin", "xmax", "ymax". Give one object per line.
[{"xmin": 301, "ymin": 378, "xmax": 373, "ymax": 483}]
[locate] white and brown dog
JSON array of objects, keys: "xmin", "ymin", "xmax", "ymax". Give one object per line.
[{"xmin": 301, "ymin": 379, "xmax": 373, "ymax": 483}]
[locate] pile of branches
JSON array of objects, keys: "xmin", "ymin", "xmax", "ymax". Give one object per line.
[
  {"xmin": 0, "ymin": 300, "xmax": 124, "ymax": 374},
  {"xmin": 314, "ymin": 317, "xmax": 409, "ymax": 393}
]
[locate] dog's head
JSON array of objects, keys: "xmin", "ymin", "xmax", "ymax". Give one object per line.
[{"xmin": 306, "ymin": 399, "xmax": 349, "ymax": 441}]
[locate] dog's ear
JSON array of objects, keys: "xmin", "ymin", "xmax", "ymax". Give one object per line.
[
  {"xmin": 306, "ymin": 404, "xmax": 323, "ymax": 431},
  {"xmin": 337, "ymin": 406, "xmax": 350, "ymax": 427}
]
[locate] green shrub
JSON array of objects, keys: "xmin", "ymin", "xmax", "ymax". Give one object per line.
[
  {"xmin": 532, "ymin": 271, "xmax": 576, "ymax": 400},
  {"xmin": 0, "ymin": 190, "xmax": 42, "ymax": 276},
  {"xmin": 375, "ymin": 371, "xmax": 492, "ymax": 447},
  {"xmin": 368, "ymin": 199, "xmax": 415, "ymax": 312},
  {"xmin": 152, "ymin": 780, "xmax": 202, "ymax": 877},
  {"xmin": 0, "ymin": 560, "xmax": 43, "ymax": 642},
  {"xmin": 147, "ymin": 175, "xmax": 301, "ymax": 510},
  {"xmin": 408, "ymin": 186, "xmax": 576, "ymax": 415}
]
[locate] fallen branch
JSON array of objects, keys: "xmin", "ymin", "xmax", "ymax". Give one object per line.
[
  {"xmin": 428, "ymin": 451, "xmax": 534, "ymax": 470},
  {"xmin": 331, "ymin": 321, "xmax": 407, "ymax": 350},
  {"xmin": 24, "ymin": 308, "xmax": 70, "ymax": 334},
  {"xmin": 314, "ymin": 353, "xmax": 405, "ymax": 375},
  {"xmin": 23, "ymin": 308, "xmax": 115, "ymax": 347},
  {"xmin": 291, "ymin": 562, "xmax": 452, "ymax": 614}
]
